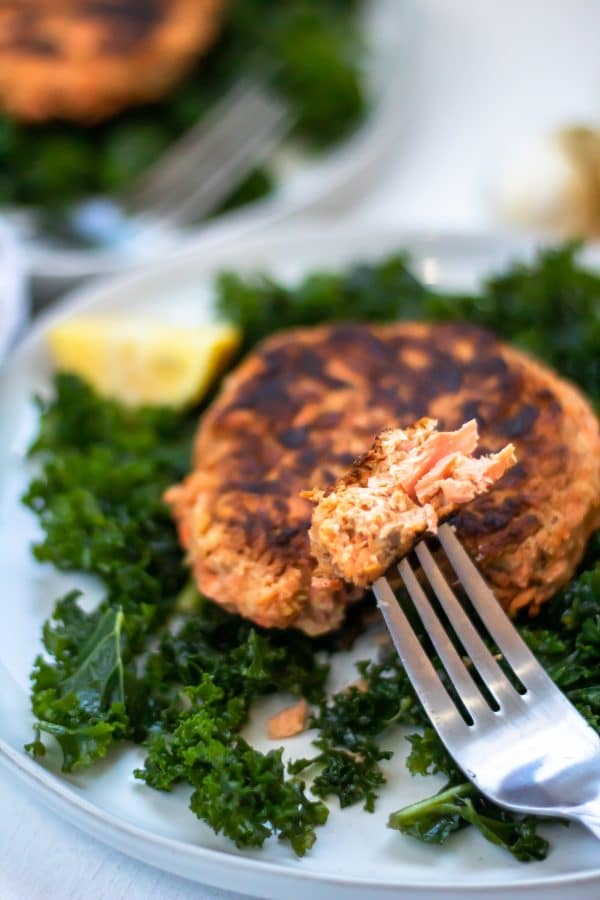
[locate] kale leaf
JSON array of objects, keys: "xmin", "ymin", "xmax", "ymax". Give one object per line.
[
  {"xmin": 422, "ymin": 243, "xmax": 600, "ymax": 408},
  {"xmin": 388, "ymin": 783, "xmax": 551, "ymax": 862},
  {"xmin": 26, "ymin": 595, "xmax": 128, "ymax": 770},
  {"xmin": 131, "ymin": 599, "xmax": 330, "ymax": 854},
  {"xmin": 157, "ymin": 591, "xmax": 329, "ymax": 703},
  {"xmin": 216, "ymin": 254, "xmax": 427, "ymax": 354},
  {"xmin": 24, "ymin": 374, "xmax": 193, "ymax": 628},
  {"xmin": 25, "ymin": 376, "xmax": 194, "ymax": 768}
]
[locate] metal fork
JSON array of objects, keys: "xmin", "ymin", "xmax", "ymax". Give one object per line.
[
  {"xmin": 65, "ymin": 78, "xmax": 292, "ymax": 247},
  {"xmin": 373, "ymin": 522, "xmax": 600, "ymax": 839}
]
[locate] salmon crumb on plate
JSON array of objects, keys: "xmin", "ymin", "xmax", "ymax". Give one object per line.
[{"xmin": 267, "ymin": 699, "xmax": 308, "ymax": 740}]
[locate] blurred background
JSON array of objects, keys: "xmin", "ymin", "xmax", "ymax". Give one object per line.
[
  {"xmin": 0, "ymin": 0, "xmax": 598, "ymax": 315},
  {"xmin": 360, "ymin": 0, "xmax": 600, "ymax": 237}
]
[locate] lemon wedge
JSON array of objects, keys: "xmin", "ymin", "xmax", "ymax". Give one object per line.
[{"xmin": 47, "ymin": 316, "xmax": 240, "ymax": 408}]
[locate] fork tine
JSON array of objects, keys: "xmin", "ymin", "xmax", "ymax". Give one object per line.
[
  {"xmin": 127, "ymin": 80, "xmax": 258, "ymax": 208},
  {"xmin": 396, "ymin": 559, "xmax": 496, "ymax": 724},
  {"xmin": 414, "ymin": 541, "xmax": 521, "ymax": 710},
  {"xmin": 373, "ymin": 576, "xmax": 467, "ymax": 737},
  {"xmin": 149, "ymin": 100, "xmax": 290, "ymax": 225},
  {"xmin": 128, "ymin": 80, "xmax": 288, "ymax": 216},
  {"xmin": 438, "ymin": 523, "xmax": 557, "ymax": 694}
]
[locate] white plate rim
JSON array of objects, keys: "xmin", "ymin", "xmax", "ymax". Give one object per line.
[
  {"xmin": 2, "ymin": 225, "xmax": 600, "ymax": 897},
  {"xmin": 0, "ymin": 217, "xmax": 28, "ymax": 362},
  {"xmin": 2, "ymin": 722, "xmax": 600, "ymax": 898}
]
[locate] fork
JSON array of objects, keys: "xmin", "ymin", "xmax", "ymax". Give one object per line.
[
  {"xmin": 63, "ymin": 78, "xmax": 292, "ymax": 248},
  {"xmin": 373, "ymin": 522, "xmax": 600, "ymax": 839}
]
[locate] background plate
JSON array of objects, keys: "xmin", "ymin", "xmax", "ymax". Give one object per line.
[
  {"xmin": 1, "ymin": 228, "xmax": 600, "ymax": 899},
  {"xmin": 16, "ymin": 0, "xmax": 416, "ymax": 292}
]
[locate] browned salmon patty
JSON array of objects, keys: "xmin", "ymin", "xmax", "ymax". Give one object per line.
[
  {"xmin": 165, "ymin": 322, "xmax": 600, "ymax": 635},
  {"xmin": 0, "ymin": 0, "xmax": 223, "ymax": 122}
]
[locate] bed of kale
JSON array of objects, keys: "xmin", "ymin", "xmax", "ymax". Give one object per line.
[
  {"xmin": 25, "ymin": 243, "xmax": 599, "ymax": 861},
  {"xmin": 0, "ymin": 0, "xmax": 366, "ymax": 213}
]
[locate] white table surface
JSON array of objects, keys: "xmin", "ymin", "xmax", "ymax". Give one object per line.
[{"xmin": 2, "ymin": 1, "xmax": 599, "ymax": 898}]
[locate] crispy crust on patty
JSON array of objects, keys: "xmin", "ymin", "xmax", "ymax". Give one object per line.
[
  {"xmin": 165, "ymin": 322, "xmax": 600, "ymax": 635},
  {"xmin": 0, "ymin": 0, "xmax": 223, "ymax": 122},
  {"xmin": 304, "ymin": 419, "xmax": 517, "ymax": 588}
]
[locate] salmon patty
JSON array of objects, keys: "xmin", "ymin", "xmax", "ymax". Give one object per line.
[
  {"xmin": 0, "ymin": 0, "xmax": 223, "ymax": 123},
  {"xmin": 304, "ymin": 419, "xmax": 516, "ymax": 588},
  {"xmin": 165, "ymin": 322, "xmax": 600, "ymax": 635}
]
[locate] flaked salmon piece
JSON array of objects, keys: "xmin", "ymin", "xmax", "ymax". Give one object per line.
[
  {"xmin": 267, "ymin": 699, "xmax": 308, "ymax": 740},
  {"xmin": 415, "ymin": 443, "xmax": 518, "ymax": 514},
  {"xmin": 304, "ymin": 419, "xmax": 516, "ymax": 589},
  {"xmin": 387, "ymin": 419, "xmax": 479, "ymax": 497}
]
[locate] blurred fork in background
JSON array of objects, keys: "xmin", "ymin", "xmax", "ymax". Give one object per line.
[
  {"xmin": 125, "ymin": 78, "xmax": 292, "ymax": 227},
  {"xmin": 375, "ymin": 522, "xmax": 600, "ymax": 840},
  {"xmin": 66, "ymin": 78, "xmax": 293, "ymax": 249}
]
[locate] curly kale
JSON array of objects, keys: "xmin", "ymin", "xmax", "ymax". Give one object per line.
[
  {"xmin": 24, "ymin": 375, "xmax": 194, "ymax": 768},
  {"xmin": 388, "ymin": 782, "xmax": 551, "ymax": 862},
  {"xmin": 136, "ymin": 677, "xmax": 328, "ymax": 855},
  {"xmin": 23, "ymin": 375, "xmax": 194, "ymax": 629},
  {"xmin": 387, "ymin": 728, "xmax": 552, "ymax": 860},
  {"xmin": 216, "ymin": 253, "xmax": 428, "ymax": 354},
  {"xmin": 26, "ymin": 597, "xmax": 128, "ymax": 770},
  {"xmin": 423, "ymin": 243, "xmax": 600, "ymax": 409},
  {"xmin": 125, "ymin": 596, "xmax": 329, "ymax": 853},
  {"xmin": 25, "ymin": 376, "xmax": 329, "ymax": 849}
]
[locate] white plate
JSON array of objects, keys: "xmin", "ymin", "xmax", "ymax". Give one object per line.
[
  {"xmin": 1, "ymin": 228, "xmax": 600, "ymax": 900},
  {"xmin": 0, "ymin": 218, "xmax": 27, "ymax": 363},
  {"xmin": 15, "ymin": 0, "xmax": 416, "ymax": 293}
]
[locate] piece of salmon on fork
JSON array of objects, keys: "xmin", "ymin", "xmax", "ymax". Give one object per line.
[{"xmin": 303, "ymin": 417, "xmax": 516, "ymax": 589}]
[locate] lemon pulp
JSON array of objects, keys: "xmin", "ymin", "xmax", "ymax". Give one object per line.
[{"xmin": 48, "ymin": 316, "xmax": 241, "ymax": 407}]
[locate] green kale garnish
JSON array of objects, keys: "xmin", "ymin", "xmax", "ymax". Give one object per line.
[
  {"xmin": 136, "ymin": 677, "xmax": 328, "ymax": 855},
  {"xmin": 289, "ymin": 655, "xmax": 425, "ymax": 811},
  {"xmin": 24, "ymin": 376, "xmax": 330, "ymax": 850},
  {"xmin": 392, "ymin": 729, "xmax": 551, "ymax": 859},
  {"xmin": 423, "ymin": 242, "xmax": 600, "ymax": 408},
  {"xmin": 24, "ymin": 374, "xmax": 193, "ymax": 624},
  {"xmin": 26, "ymin": 596, "xmax": 128, "ymax": 770},
  {"xmin": 388, "ymin": 782, "xmax": 551, "ymax": 862},
  {"xmin": 24, "ymin": 375, "xmax": 194, "ymax": 768},
  {"xmin": 131, "ymin": 598, "xmax": 331, "ymax": 852}
]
